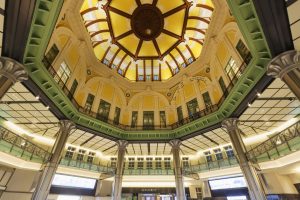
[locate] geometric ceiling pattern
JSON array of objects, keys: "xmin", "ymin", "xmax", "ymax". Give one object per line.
[
  {"xmin": 80, "ymin": 0, "xmax": 214, "ymax": 81},
  {"xmin": 182, "ymin": 79, "xmax": 300, "ymax": 152}
]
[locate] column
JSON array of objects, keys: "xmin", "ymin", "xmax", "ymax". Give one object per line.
[
  {"xmin": 32, "ymin": 120, "xmax": 76, "ymax": 200},
  {"xmin": 267, "ymin": 50, "xmax": 300, "ymax": 100},
  {"xmin": 112, "ymin": 140, "xmax": 128, "ymax": 200},
  {"xmin": 169, "ymin": 139, "xmax": 186, "ymax": 200},
  {"xmin": 0, "ymin": 57, "xmax": 28, "ymax": 99},
  {"xmin": 202, "ymin": 180, "xmax": 212, "ymax": 200},
  {"xmin": 222, "ymin": 118, "xmax": 266, "ymax": 200}
]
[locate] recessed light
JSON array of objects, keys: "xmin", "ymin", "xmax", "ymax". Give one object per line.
[{"xmin": 257, "ymin": 92, "xmax": 261, "ymax": 97}]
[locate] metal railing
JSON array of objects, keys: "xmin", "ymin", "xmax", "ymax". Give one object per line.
[
  {"xmin": 185, "ymin": 156, "xmax": 239, "ymax": 173},
  {"xmin": 124, "ymin": 168, "xmax": 174, "ymax": 175},
  {"xmin": 60, "ymin": 158, "xmax": 114, "ymax": 174},
  {"xmin": 43, "ymin": 57, "xmax": 248, "ymax": 131},
  {"xmin": 246, "ymin": 120, "xmax": 300, "ymax": 163},
  {"xmin": 0, "ymin": 126, "xmax": 51, "ymax": 163}
]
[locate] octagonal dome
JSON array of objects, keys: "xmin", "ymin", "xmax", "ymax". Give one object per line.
[{"xmin": 80, "ymin": 0, "xmax": 214, "ymax": 81}]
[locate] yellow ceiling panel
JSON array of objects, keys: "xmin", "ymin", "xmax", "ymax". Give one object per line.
[
  {"xmin": 156, "ymin": 33, "xmax": 178, "ymax": 55},
  {"xmin": 125, "ymin": 64, "xmax": 137, "ymax": 80},
  {"xmin": 156, "ymin": 0, "xmax": 184, "ymax": 14},
  {"xmin": 189, "ymin": 40, "xmax": 202, "ymax": 58},
  {"xmin": 187, "ymin": 20, "xmax": 198, "ymax": 28},
  {"xmin": 109, "ymin": 12, "xmax": 131, "ymax": 37},
  {"xmin": 161, "ymin": 66, "xmax": 172, "ymax": 80},
  {"xmin": 164, "ymin": 10, "xmax": 185, "ymax": 36},
  {"xmin": 118, "ymin": 34, "xmax": 139, "ymax": 55},
  {"xmin": 110, "ymin": 0, "xmax": 137, "ymax": 14},
  {"xmin": 139, "ymin": 41, "xmax": 158, "ymax": 57},
  {"xmin": 141, "ymin": 0, "xmax": 153, "ymax": 4},
  {"xmin": 97, "ymin": 22, "xmax": 109, "ymax": 31},
  {"xmin": 80, "ymin": 0, "xmax": 89, "ymax": 12},
  {"xmin": 177, "ymin": 43, "xmax": 187, "ymax": 52},
  {"xmin": 170, "ymin": 49, "xmax": 179, "ymax": 58},
  {"xmin": 93, "ymin": 45, "xmax": 106, "ymax": 60}
]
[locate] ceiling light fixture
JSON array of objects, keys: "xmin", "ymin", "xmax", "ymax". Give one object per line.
[
  {"xmin": 248, "ymin": 103, "xmax": 251, "ymax": 107},
  {"xmin": 35, "ymin": 95, "xmax": 40, "ymax": 100},
  {"xmin": 257, "ymin": 92, "xmax": 261, "ymax": 97}
]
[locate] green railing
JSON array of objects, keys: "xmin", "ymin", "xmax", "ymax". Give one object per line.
[
  {"xmin": 0, "ymin": 126, "xmax": 51, "ymax": 163},
  {"xmin": 1, "ymin": 121, "xmax": 300, "ymax": 176},
  {"xmin": 123, "ymin": 168, "xmax": 174, "ymax": 175},
  {"xmin": 247, "ymin": 120, "xmax": 300, "ymax": 163},
  {"xmin": 60, "ymin": 158, "xmax": 114, "ymax": 174},
  {"xmin": 186, "ymin": 156, "xmax": 239, "ymax": 173}
]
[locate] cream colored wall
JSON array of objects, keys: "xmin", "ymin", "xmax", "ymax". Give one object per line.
[
  {"xmin": 47, "ymin": 13, "xmax": 246, "ymax": 127},
  {"xmin": 0, "ymin": 168, "xmax": 39, "ymax": 200},
  {"xmin": 262, "ymin": 172, "xmax": 298, "ymax": 194}
]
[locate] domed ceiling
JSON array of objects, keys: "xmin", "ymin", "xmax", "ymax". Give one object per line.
[{"xmin": 80, "ymin": 0, "xmax": 214, "ymax": 81}]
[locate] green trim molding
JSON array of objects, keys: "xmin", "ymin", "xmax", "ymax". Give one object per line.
[{"xmin": 22, "ymin": 0, "xmax": 271, "ymax": 141}]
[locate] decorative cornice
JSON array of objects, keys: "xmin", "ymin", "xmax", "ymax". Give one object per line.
[
  {"xmin": 116, "ymin": 140, "xmax": 128, "ymax": 150},
  {"xmin": 0, "ymin": 57, "xmax": 28, "ymax": 83},
  {"xmin": 267, "ymin": 50, "xmax": 300, "ymax": 79},
  {"xmin": 59, "ymin": 120, "xmax": 76, "ymax": 134},
  {"xmin": 169, "ymin": 139, "xmax": 181, "ymax": 149},
  {"xmin": 221, "ymin": 118, "xmax": 239, "ymax": 132}
]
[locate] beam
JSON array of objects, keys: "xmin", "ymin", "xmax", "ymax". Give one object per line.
[
  {"xmin": 80, "ymin": 7, "xmax": 98, "ymax": 15},
  {"xmin": 92, "ymin": 39, "xmax": 108, "ymax": 48},
  {"xmin": 175, "ymin": 46, "xmax": 188, "ymax": 66},
  {"xmin": 186, "ymin": 27, "xmax": 205, "ymax": 35},
  {"xmin": 162, "ymin": 29, "xmax": 181, "ymax": 40},
  {"xmin": 169, "ymin": 52, "xmax": 180, "ymax": 70},
  {"xmin": 115, "ymin": 30, "xmax": 133, "ymax": 41},
  {"xmin": 153, "ymin": 39, "xmax": 161, "ymax": 57},
  {"xmin": 116, "ymin": 54, "xmax": 128, "ymax": 72},
  {"xmin": 185, "ymin": 44, "xmax": 195, "ymax": 60},
  {"xmin": 108, "ymin": 6, "xmax": 131, "ymax": 19},
  {"xmin": 162, "ymin": 4, "xmax": 187, "ymax": 18},
  {"xmin": 85, "ymin": 19, "xmax": 107, "ymax": 28},
  {"xmin": 109, "ymin": 48, "xmax": 121, "ymax": 68},
  {"xmin": 135, "ymin": 40, "xmax": 143, "ymax": 58},
  {"xmin": 188, "ymin": 16, "xmax": 210, "ymax": 24}
]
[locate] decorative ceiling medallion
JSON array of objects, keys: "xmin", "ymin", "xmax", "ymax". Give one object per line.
[
  {"xmin": 131, "ymin": 5, "xmax": 164, "ymax": 41},
  {"xmin": 105, "ymin": 0, "xmax": 189, "ymax": 60}
]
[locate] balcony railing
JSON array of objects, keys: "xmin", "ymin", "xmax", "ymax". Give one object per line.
[
  {"xmin": 185, "ymin": 156, "xmax": 239, "ymax": 174},
  {"xmin": 43, "ymin": 57, "xmax": 248, "ymax": 131},
  {"xmin": 123, "ymin": 168, "xmax": 174, "ymax": 175},
  {"xmin": 60, "ymin": 158, "xmax": 114, "ymax": 174},
  {"xmin": 246, "ymin": 120, "xmax": 300, "ymax": 163},
  {"xmin": 0, "ymin": 126, "xmax": 51, "ymax": 163}
]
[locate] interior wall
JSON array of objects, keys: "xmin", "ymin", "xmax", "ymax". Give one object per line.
[
  {"xmin": 46, "ymin": 12, "xmax": 246, "ymax": 127},
  {"xmin": 0, "ymin": 167, "xmax": 39, "ymax": 200}
]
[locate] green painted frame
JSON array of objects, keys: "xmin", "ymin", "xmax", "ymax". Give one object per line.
[{"xmin": 22, "ymin": 0, "xmax": 271, "ymax": 141}]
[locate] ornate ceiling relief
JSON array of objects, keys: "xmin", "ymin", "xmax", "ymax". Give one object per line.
[{"xmin": 80, "ymin": 0, "xmax": 214, "ymax": 81}]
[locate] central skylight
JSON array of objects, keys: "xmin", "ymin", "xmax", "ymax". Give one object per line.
[{"xmin": 80, "ymin": 0, "xmax": 214, "ymax": 81}]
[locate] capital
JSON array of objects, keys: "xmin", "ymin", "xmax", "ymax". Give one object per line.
[
  {"xmin": 222, "ymin": 118, "xmax": 239, "ymax": 132},
  {"xmin": 116, "ymin": 140, "xmax": 128, "ymax": 150},
  {"xmin": 169, "ymin": 139, "xmax": 181, "ymax": 149},
  {"xmin": 0, "ymin": 57, "xmax": 28, "ymax": 83},
  {"xmin": 58, "ymin": 120, "xmax": 76, "ymax": 134},
  {"xmin": 267, "ymin": 50, "xmax": 300, "ymax": 78}
]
